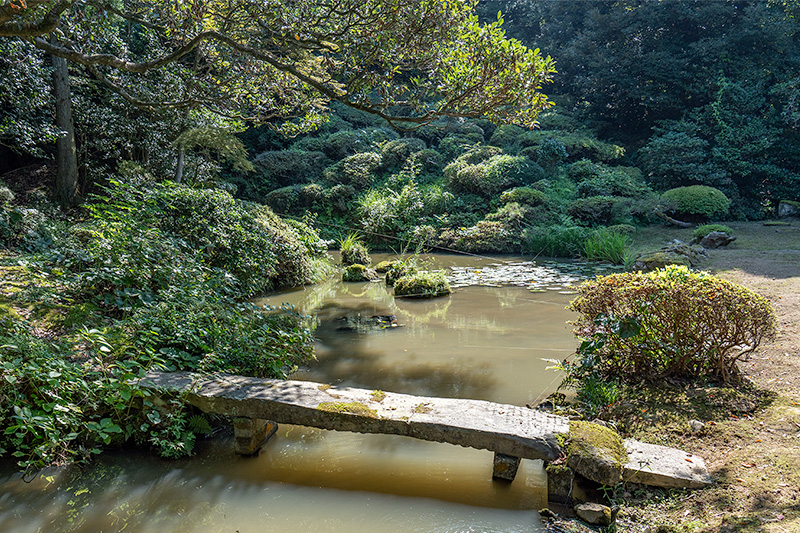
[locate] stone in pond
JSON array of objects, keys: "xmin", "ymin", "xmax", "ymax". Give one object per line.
[
  {"xmin": 393, "ymin": 271, "xmax": 451, "ymax": 298},
  {"xmin": 342, "ymin": 264, "xmax": 379, "ymax": 282}
]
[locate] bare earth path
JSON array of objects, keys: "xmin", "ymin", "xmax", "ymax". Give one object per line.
[{"xmin": 630, "ymin": 222, "xmax": 800, "ymax": 532}]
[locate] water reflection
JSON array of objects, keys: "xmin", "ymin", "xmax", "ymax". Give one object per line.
[
  {"xmin": 1, "ymin": 254, "xmax": 597, "ymax": 533},
  {"xmin": 0, "ymin": 434, "xmax": 545, "ymax": 533}
]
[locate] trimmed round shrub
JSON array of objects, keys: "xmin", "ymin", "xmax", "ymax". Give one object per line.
[
  {"xmin": 324, "ymin": 184, "xmax": 356, "ymax": 212},
  {"xmin": 409, "ymin": 149, "xmax": 445, "ymax": 175},
  {"xmin": 264, "ymin": 185, "xmax": 300, "ymax": 213},
  {"xmin": 437, "ymin": 135, "xmax": 481, "ymax": 160},
  {"xmin": 445, "ymin": 154, "xmax": 531, "ymax": 197},
  {"xmin": 380, "ymin": 138, "xmax": 427, "ymax": 170},
  {"xmin": 606, "ymin": 224, "xmax": 636, "ymax": 236},
  {"xmin": 661, "ymin": 185, "xmax": 730, "ymax": 220},
  {"xmin": 393, "ymin": 271, "xmax": 451, "ymax": 298},
  {"xmin": 323, "ymin": 152, "xmax": 383, "ymax": 189},
  {"xmin": 693, "ymin": 224, "xmax": 734, "ymax": 240},
  {"xmin": 318, "ymin": 128, "xmax": 397, "ymax": 160},
  {"xmin": 500, "ymin": 187, "xmax": 547, "ymax": 206},
  {"xmin": 568, "ymin": 265, "xmax": 776, "ymax": 382},
  {"xmin": 488, "ymin": 125, "xmax": 525, "ymax": 151}
]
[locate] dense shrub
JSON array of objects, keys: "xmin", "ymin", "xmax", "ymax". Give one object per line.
[
  {"xmin": 488, "ymin": 125, "xmax": 525, "ymax": 151},
  {"xmin": 569, "ymin": 160, "xmax": 651, "ymax": 198},
  {"xmin": 568, "ymin": 266, "xmax": 776, "ymax": 382},
  {"xmin": 358, "ymin": 182, "xmax": 452, "ymax": 240},
  {"xmin": 499, "ymin": 187, "xmax": 547, "ymax": 206},
  {"xmin": 263, "ymin": 185, "xmax": 301, "ymax": 213},
  {"xmin": 324, "ymin": 184, "xmax": 357, "ymax": 212},
  {"xmin": 318, "ymin": 128, "xmax": 398, "ymax": 160},
  {"xmin": 252, "ymin": 149, "xmax": 330, "ymax": 189},
  {"xmin": 568, "ymin": 196, "xmax": 624, "ymax": 225},
  {"xmin": 83, "ymin": 181, "xmax": 321, "ymax": 299},
  {"xmin": 409, "ymin": 149, "xmax": 445, "ymax": 175},
  {"xmin": 518, "ymin": 131, "xmax": 625, "ymax": 161},
  {"xmin": 530, "ymin": 137, "xmax": 569, "ymax": 173},
  {"xmin": 380, "ymin": 138, "xmax": 427, "ymax": 170},
  {"xmin": 437, "ymin": 134, "xmax": 481, "ymax": 159},
  {"xmin": 323, "ymin": 152, "xmax": 383, "ymax": 189},
  {"xmin": 445, "ymin": 154, "xmax": 532, "ymax": 197},
  {"xmin": 661, "ymin": 185, "xmax": 731, "ymax": 220},
  {"xmin": 439, "ymin": 220, "xmax": 515, "ymax": 253},
  {"xmin": 485, "ymin": 202, "xmax": 534, "ymax": 235}
]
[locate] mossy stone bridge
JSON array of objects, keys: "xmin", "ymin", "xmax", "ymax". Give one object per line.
[{"xmin": 140, "ymin": 371, "xmax": 712, "ymax": 500}]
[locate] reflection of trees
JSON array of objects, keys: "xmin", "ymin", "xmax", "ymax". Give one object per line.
[{"xmin": 300, "ymin": 337, "xmax": 495, "ymax": 400}]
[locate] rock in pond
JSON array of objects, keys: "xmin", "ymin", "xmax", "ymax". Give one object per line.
[
  {"xmin": 342, "ymin": 264, "xmax": 379, "ymax": 282},
  {"xmin": 393, "ymin": 271, "xmax": 451, "ymax": 298}
]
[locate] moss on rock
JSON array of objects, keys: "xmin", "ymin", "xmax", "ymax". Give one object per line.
[
  {"xmin": 342, "ymin": 264, "xmax": 379, "ymax": 282},
  {"xmin": 634, "ymin": 251, "xmax": 691, "ymax": 272},
  {"xmin": 317, "ymin": 401, "xmax": 378, "ymax": 418},
  {"xmin": 393, "ymin": 271, "xmax": 451, "ymax": 299},
  {"xmin": 565, "ymin": 421, "xmax": 628, "ymax": 486}
]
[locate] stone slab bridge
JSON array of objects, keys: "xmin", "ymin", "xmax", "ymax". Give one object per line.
[{"xmin": 139, "ymin": 371, "xmax": 713, "ymax": 498}]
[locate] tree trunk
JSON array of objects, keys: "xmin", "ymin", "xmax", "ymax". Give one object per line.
[
  {"xmin": 174, "ymin": 143, "xmax": 186, "ymax": 183},
  {"xmin": 50, "ymin": 34, "xmax": 79, "ymax": 208}
]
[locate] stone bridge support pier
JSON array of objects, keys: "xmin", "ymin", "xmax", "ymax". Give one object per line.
[{"xmin": 233, "ymin": 417, "xmax": 278, "ymax": 455}]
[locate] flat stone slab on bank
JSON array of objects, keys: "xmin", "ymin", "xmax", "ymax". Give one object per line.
[
  {"xmin": 623, "ymin": 440, "xmax": 714, "ymax": 488},
  {"xmin": 139, "ymin": 371, "xmax": 570, "ymax": 461}
]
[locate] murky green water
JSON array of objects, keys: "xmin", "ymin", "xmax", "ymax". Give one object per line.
[{"xmin": 0, "ymin": 254, "xmax": 614, "ymax": 533}]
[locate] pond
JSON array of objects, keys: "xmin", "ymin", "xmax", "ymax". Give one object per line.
[{"xmin": 0, "ymin": 254, "xmax": 618, "ymax": 533}]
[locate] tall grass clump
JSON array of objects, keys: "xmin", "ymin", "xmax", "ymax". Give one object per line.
[
  {"xmin": 583, "ymin": 230, "xmax": 628, "ymax": 264},
  {"xmin": 339, "ymin": 233, "xmax": 371, "ymax": 265},
  {"xmin": 522, "ymin": 225, "xmax": 588, "ymax": 257}
]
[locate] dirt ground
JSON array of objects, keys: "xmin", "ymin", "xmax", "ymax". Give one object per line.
[{"xmin": 620, "ymin": 222, "xmax": 800, "ymax": 533}]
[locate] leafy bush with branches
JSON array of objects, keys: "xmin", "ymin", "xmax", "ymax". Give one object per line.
[
  {"xmin": 661, "ymin": 185, "xmax": 731, "ymax": 220},
  {"xmin": 567, "ymin": 266, "xmax": 776, "ymax": 382}
]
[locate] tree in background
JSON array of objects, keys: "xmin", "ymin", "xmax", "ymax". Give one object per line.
[{"xmin": 0, "ymin": 0, "xmax": 556, "ymax": 206}]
